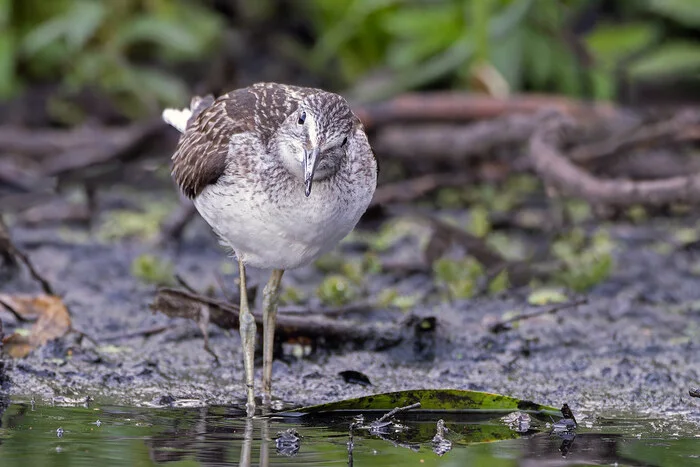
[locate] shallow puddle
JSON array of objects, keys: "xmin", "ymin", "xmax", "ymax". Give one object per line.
[{"xmin": 0, "ymin": 402, "xmax": 698, "ymax": 466}]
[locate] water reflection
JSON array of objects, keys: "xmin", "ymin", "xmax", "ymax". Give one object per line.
[{"xmin": 0, "ymin": 402, "xmax": 698, "ymax": 466}]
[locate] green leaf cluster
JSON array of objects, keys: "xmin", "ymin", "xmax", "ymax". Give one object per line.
[
  {"xmin": 316, "ymin": 274, "xmax": 358, "ymax": 306},
  {"xmin": 305, "ymin": 0, "xmax": 700, "ymax": 100},
  {"xmin": 433, "ymin": 256, "xmax": 484, "ymax": 300},
  {"xmin": 130, "ymin": 254, "xmax": 174, "ymax": 286},
  {"xmin": 1, "ymin": 0, "xmax": 222, "ymax": 116},
  {"xmin": 552, "ymin": 228, "xmax": 614, "ymax": 292}
]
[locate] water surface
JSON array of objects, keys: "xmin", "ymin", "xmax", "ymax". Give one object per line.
[{"xmin": 0, "ymin": 402, "xmax": 698, "ymax": 466}]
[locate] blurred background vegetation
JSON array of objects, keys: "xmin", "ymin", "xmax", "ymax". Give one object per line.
[{"xmin": 2, "ymin": 0, "xmax": 700, "ymax": 124}]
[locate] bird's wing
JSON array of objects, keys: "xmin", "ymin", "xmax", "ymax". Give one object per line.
[{"xmin": 171, "ymin": 89, "xmax": 259, "ymax": 199}]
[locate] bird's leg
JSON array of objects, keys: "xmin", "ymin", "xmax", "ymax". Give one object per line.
[
  {"xmin": 261, "ymin": 268, "xmax": 284, "ymax": 406},
  {"xmin": 238, "ymin": 257, "xmax": 257, "ymax": 417}
]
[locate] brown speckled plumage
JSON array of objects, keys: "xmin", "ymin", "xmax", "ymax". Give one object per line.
[
  {"xmin": 171, "ymin": 83, "xmax": 365, "ymax": 199},
  {"xmin": 163, "ymin": 82, "xmax": 377, "ymax": 416}
]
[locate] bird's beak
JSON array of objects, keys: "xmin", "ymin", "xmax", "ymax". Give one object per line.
[{"xmin": 303, "ymin": 146, "xmax": 320, "ymax": 197}]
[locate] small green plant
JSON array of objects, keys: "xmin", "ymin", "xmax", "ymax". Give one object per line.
[
  {"xmin": 361, "ymin": 252, "xmax": 383, "ymax": 275},
  {"xmin": 367, "ymin": 218, "xmax": 424, "ymax": 253},
  {"xmin": 316, "ymin": 275, "xmax": 358, "ymax": 306},
  {"xmin": 377, "ymin": 288, "xmax": 421, "ymax": 311},
  {"xmin": 279, "ymin": 286, "xmax": 306, "ymax": 305},
  {"xmin": 488, "ymin": 269, "xmax": 509, "ymax": 295},
  {"xmin": 131, "ymin": 254, "xmax": 174, "ymax": 286},
  {"xmin": 433, "ymin": 256, "xmax": 484, "ymax": 300},
  {"xmin": 313, "ymin": 253, "xmax": 346, "ymax": 273},
  {"xmin": 466, "ymin": 205, "xmax": 491, "ymax": 238},
  {"xmin": 98, "ymin": 202, "xmax": 171, "ymax": 242},
  {"xmin": 527, "ymin": 288, "xmax": 569, "ymax": 306},
  {"xmin": 552, "ymin": 228, "xmax": 615, "ymax": 292}
]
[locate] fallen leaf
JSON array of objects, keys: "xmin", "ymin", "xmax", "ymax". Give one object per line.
[
  {"xmin": 287, "ymin": 389, "xmax": 561, "ymax": 418},
  {"xmin": 0, "ymin": 294, "xmax": 71, "ymax": 358},
  {"xmin": 527, "ymin": 288, "xmax": 569, "ymax": 306}
]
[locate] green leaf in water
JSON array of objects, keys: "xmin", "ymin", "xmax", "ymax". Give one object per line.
[{"xmin": 287, "ymin": 389, "xmax": 560, "ymax": 416}]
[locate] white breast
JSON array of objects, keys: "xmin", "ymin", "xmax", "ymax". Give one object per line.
[{"xmin": 193, "ymin": 153, "xmax": 376, "ymax": 270}]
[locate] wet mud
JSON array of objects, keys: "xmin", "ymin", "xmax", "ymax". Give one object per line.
[{"xmin": 1, "ymin": 191, "xmax": 699, "ymax": 425}]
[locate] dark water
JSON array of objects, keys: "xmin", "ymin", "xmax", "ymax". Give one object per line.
[{"xmin": 0, "ymin": 402, "xmax": 698, "ymax": 466}]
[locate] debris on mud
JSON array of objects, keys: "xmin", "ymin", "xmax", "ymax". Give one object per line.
[
  {"xmin": 0, "ymin": 294, "xmax": 71, "ymax": 358},
  {"xmin": 151, "ymin": 287, "xmax": 406, "ymax": 354}
]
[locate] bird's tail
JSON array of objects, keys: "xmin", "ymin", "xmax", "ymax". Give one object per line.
[{"xmin": 162, "ymin": 95, "xmax": 215, "ymax": 134}]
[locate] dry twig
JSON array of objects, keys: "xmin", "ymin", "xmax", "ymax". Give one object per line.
[
  {"xmin": 371, "ymin": 173, "xmax": 472, "ymax": 206},
  {"xmin": 0, "ymin": 216, "xmax": 55, "ymax": 295},
  {"xmin": 488, "ymin": 299, "xmax": 587, "ymax": 333},
  {"xmin": 354, "ymin": 92, "xmax": 616, "ymax": 129},
  {"xmin": 529, "ymin": 115, "xmax": 700, "ymax": 207},
  {"xmin": 372, "ymin": 114, "xmax": 540, "ymax": 160},
  {"xmin": 374, "ymin": 402, "xmax": 421, "ymax": 424},
  {"xmin": 151, "ymin": 288, "xmax": 404, "ymax": 349},
  {"xmin": 569, "ymin": 110, "xmax": 700, "ymax": 164}
]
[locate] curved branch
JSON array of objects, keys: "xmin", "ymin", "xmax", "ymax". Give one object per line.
[{"xmin": 529, "ymin": 116, "xmax": 700, "ymax": 207}]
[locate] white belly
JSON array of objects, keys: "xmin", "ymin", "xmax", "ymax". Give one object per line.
[{"xmin": 193, "ymin": 175, "xmax": 373, "ymax": 269}]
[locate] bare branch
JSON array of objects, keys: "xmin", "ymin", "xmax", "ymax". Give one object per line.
[{"xmin": 529, "ymin": 116, "xmax": 700, "ymax": 207}]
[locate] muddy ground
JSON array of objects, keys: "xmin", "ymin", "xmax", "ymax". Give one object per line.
[{"xmin": 1, "ymin": 185, "xmax": 699, "ymax": 425}]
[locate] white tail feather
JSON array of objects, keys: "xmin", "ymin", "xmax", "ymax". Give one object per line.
[{"xmin": 162, "ymin": 108, "xmax": 192, "ymax": 133}]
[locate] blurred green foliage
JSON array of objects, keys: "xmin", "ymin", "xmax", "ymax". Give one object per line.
[
  {"xmin": 552, "ymin": 228, "xmax": 614, "ymax": 292},
  {"xmin": 4, "ymin": 0, "xmax": 700, "ymax": 118},
  {"xmin": 1, "ymin": 0, "xmax": 222, "ymax": 115},
  {"xmin": 305, "ymin": 0, "xmax": 700, "ymax": 100},
  {"xmin": 316, "ymin": 274, "xmax": 358, "ymax": 306},
  {"xmin": 433, "ymin": 256, "xmax": 484, "ymax": 299},
  {"xmin": 130, "ymin": 253, "xmax": 175, "ymax": 285}
]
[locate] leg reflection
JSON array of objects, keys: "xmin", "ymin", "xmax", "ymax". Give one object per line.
[
  {"xmin": 259, "ymin": 417, "xmax": 270, "ymax": 467},
  {"xmin": 239, "ymin": 417, "xmax": 254, "ymax": 467}
]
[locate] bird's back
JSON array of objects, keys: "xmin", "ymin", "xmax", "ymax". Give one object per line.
[{"xmin": 169, "ymin": 83, "xmax": 321, "ymax": 199}]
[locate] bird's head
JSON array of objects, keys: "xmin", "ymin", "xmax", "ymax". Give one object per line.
[{"xmin": 275, "ymin": 91, "xmax": 358, "ymax": 196}]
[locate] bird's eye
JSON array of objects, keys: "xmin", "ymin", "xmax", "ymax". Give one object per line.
[
  {"xmin": 298, "ymin": 111, "xmax": 306, "ymax": 125},
  {"xmin": 341, "ymin": 137, "xmax": 348, "ymax": 147}
]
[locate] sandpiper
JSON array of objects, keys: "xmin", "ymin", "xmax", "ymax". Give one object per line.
[{"xmin": 163, "ymin": 82, "xmax": 377, "ymax": 416}]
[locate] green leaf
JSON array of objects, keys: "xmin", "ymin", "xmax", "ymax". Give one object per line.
[
  {"xmin": 647, "ymin": 0, "xmax": 700, "ymax": 28},
  {"xmin": 128, "ymin": 67, "xmax": 189, "ymax": 107},
  {"xmin": 0, "ymin": 0, "xmax": 11, "ymax": 27},
  {"xmin": 130, "ymin": 254, "xmax": 175, "ymax": 286},
  {"xmin": 433, "ymin": 257, "xmax": 484, "ymax": 300},
  {"xmin": 527, "ymin": 288, "xmax": 568, "ymax": 306},
  {"xmin": 316, "ymin": 275, "xmax": 358, "ymax": 306},
  {"xmin": 286, "ymin": 389, "xmax": 561, "ymax": 416},
  {"xmin": 112, "ymin": 15, "xmax": 202, "ymax": 57},
  {"xmin": 381, "ymin": 4, "xmax": 460, "ymax": 39},
  {"xmin": 585, "ymin": 22, "xmax": 658, "ymax": 65},
  {"xmin": 352, "ymin": 0, "xmax": 534, "ymax": 100},
  {"xmin": 523, "ymin": 29, "xmax": 553, "ymax": 89},
  {"xmin": 312, "ymin": 0, "xmax": 399, "ymax": 67},
  {"xmin": 21, "ymin": 15, "xmax": 70, "ymax": 56},
  {"xmin": 630, "ymin": 41, "xmax": 700, "ymax": 78},
  {"xmin": 560, "ymin": 253, "xmax": 613, "ymax": 292},
  {"xmin": 491, "ymin": 26, "xmax": 524, "ymax": 90},
  {"xmin": 65, "ymin": 1, "xmax": 105, "ymax": 50},
  {"xmin": 0, "ymin": 32, "xmax": 17, "ymax": 98},
  {"xmin": 21, "ymin": 1, "xmax": 105, "ymax": 55},
  {"xmin": 467, "ymin": 205, "xmax": 491, "ymax": 238},
  {"xmin": 488, "ymin": 269, "xmax": 510, "ymax": 294}
]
